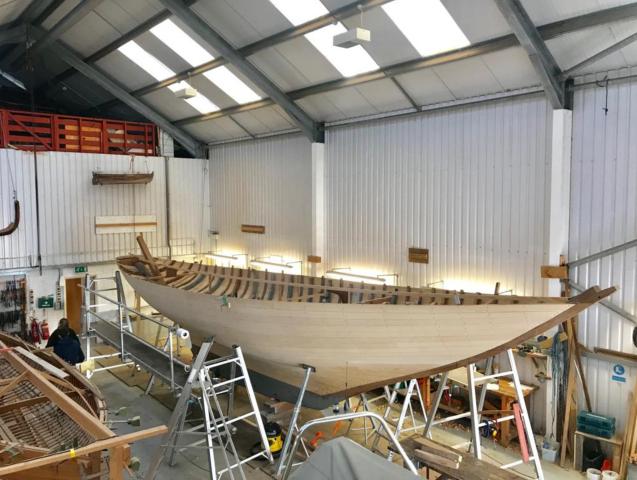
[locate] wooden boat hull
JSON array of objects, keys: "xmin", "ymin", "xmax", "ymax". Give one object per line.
[
  {"xmin": 122, "ymin": 269, "xmax": 610, "ymax": 401},
  {"xmin": 92, "ymin": 172, "xmax": 153, "ymax": 185}
]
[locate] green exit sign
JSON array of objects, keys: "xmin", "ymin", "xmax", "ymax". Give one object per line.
[{"xmin": 74, "ymin": 265, "xmax": 87, "ymax": 273}]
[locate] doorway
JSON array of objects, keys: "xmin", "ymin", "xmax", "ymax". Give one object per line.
[{"xmin": 64, "ymin": 277, "xmax": 83, "ymax": 333}]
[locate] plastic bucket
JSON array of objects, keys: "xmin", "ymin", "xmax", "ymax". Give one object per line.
[
  {"xmin": 586, "ymin": 469, "xmax": 602, "ymax": 480},
  {"xmin": 602, "ymin": 472, "xmax": 619, "ymax": 480}
]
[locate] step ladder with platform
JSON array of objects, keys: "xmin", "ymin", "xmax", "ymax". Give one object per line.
[{"xmin": 144, "ymin": 338, "xmax": 273, "ymax": 480}]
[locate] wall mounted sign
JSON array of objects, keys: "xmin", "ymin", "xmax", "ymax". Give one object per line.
[
  {"xmin": 241, "ymin": 224, "xmax": 265, "ymax": 234},
  {"xmin": 408, "ymin": 247, "xmax": 429, "ymax": 264},
  {"xmin": 612, "ymin": 363, "xmax": 626, "ymax": 383}
]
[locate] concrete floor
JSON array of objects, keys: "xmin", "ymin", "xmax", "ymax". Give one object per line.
[{"xmin": 92, "ymin": 368, "xmax": 592, "ymax": 479}]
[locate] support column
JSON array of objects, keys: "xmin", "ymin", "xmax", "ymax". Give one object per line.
[
  {"xmin": 545, "ymin": 108, "xmax": 573, "ymax": 440},
  {"xmin": 311, "ymin": 143, "xmax": 325, "ymax": 277},
  {"xmin": 548, "ymin": 109, "xmax": 572, "ymax": 296}
]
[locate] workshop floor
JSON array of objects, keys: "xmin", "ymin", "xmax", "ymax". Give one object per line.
[{"xmin": 91, "ymin": 369, "xmax": 590, "ymax": 479}]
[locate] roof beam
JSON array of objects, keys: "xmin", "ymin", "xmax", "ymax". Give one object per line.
[
  {"xmin": 561, "ymin": 30, "xmax": 637, "ymax": 78},
  {"xmin": 494, "ymin": 0, "xmax": 565, "ymax": 109},
  {"xmin": 92, "ymin": 0, "xmax": 392, "ymax": 109},
  {"xmin": 14, "ymin": 0, "xmax": 104, "ymax": 66},
  {"xmin": 0, "ymin": 24, "xmax": 26, "ymax": 46},
  {"xmin": 158, "ymin": 0, "xmax": 322, "ymax": 142},
  {"xmin": 34, "ymin": 0, "xmax": 197, "ymax": 94},
  {"xmin": 29, "ymin": 25, "xmax": 204, "ymax": 156},
  {"xmin": 173, "ymin": 2, "xmax": 637, "ymax": 126}
]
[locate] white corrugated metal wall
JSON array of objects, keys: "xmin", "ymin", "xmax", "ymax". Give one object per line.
[
  {"xmin": 325, "ymin": 95, "xmax": 553, "ymax": 296},
  {"xmin": 0, "ymin": 149, "xmax": 37, "ymax": 269},
  {"xmin": 37, "ymin": 152, "xmax": 168, "ymax": 265},
  {"xmin": 168, "ymin": 156, "xmax": 210, "ymax": 258},
  {"xmin": 571, "ymin": 74, "xmax": 637, "ymax": 432},
  {"xmin": 1, "ymin": 150, "xmax": 209, "ymax": 268},
  {"xmin": 209, "ymin": 134, "xmax": 312, "ymax": 263}
]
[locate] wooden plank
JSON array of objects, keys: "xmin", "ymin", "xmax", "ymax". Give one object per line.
[
  {"xmin": 0, "ymin": 426, "xmax": 167, "ymax": 477},
  {"xmin": 307, "ymin": 255, "xmax": 322, "ymax": 264},
  {"xmin": 540, "ymin": 265, "xmax": 569, "ymax": 279},
  {"xmin": 415, "ymin": 449, "xmax": 460, "ymax": 469},
  {"xmin": 14, "ymin": 347, "xmax": 68, "ymax": 380},
  {"xmin": 412, "ymin": 436, "xmax": 462, "ymax": 463},
  {"xmin": 241, "ymin": 224, "xmax": 265, "ymax": 234},
  {"xmin": 408, "ymin": 247, "xmax": 429, "ymax": 264},
  {"xmin": 136, "ymin": 234, "xmax": 162, "ymax": 280}
]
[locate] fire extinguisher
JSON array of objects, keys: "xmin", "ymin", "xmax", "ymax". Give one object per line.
[
  {"xmin": 30, "ymin": 318, "xmax": 41, "ymax": 344},
  {"xmin": 41, "ymin": 320, "xmax": 50, "ymax": 341}
]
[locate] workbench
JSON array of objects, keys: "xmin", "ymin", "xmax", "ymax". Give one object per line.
[
  {"xmin": 399, "ymin": 435, "xmax": 521, "ymax": 480},
  {"xmin": 441, "ymin": 368, "xmax": 537, "ymax": 447}
]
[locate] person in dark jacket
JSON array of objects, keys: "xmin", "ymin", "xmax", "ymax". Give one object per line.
[{"xmin": 46, "ymin": 318, "xmax": 85, "ymax": 364}]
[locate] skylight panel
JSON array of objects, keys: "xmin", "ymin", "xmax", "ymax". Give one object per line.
[
  {"xmin": 150, "ymin": 19, "xmax": 261, "ymax": 104},
  {"xmin": 203, "ymin": 67, "xmax": 261, "ymax": 104},
  {"xmin": 118, "ymin": 41, "xmax": 219, "ymax": 113},
  {"xmin": 269, "ymin": 0, "xmax": 327, "ymax": 25},
  {"xmin": 269, "ymin": 0, "xmax": 379, "ymax": 77},
  {"xmin": 118, "ymin": 41, "xmax": 174, "ymax": 82},
  {"xmin": 150, "ymin": 19, "xmax": 213, "ymax": 67},
  {"xmin": 382, "ymin": 0, "xmax": 469, "ymax": 57},
  {"xmin": 185, "ymin": 93, "xmax": 219, "ymax": 114}
]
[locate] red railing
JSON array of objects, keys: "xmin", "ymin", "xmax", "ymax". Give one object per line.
[{"xmin": 0, "ymin": 109, "xmax": 157, "ymax": 156}]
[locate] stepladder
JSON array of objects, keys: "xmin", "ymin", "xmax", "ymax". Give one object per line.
[
  {"xmin": 422, "ymin": 349, "xmax": 544, "ymax": 479},
  {"xmin": 144, "ymin": 339, "xmax": 273, "ymax": 480}
]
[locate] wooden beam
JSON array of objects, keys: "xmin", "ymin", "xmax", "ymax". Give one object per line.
[
  {"xmin": 540, "ymin": 265, "xmax": 568, "ymax": 279},
  {"xmin": 0, "ymin": 426, "xmax": 166, "ymax": 477},
  {"xmin": 0, "ymin": 396, "xmax": 49, "ymax": 414},
  {"xmin": 0, "ymin": 344, "xmax": 113, "ymax": 440},
  {"xmin": 136, "ymin": 234, "xmax": 162, "ymax": 280}
]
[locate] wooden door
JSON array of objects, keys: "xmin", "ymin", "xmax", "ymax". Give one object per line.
[{"xmin": 65, "ymin": 277, "xmax": 83, "ymax": 333}]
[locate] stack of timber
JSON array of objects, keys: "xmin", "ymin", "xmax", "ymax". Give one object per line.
[
  {"xmin": 400, "ymin": 435, "xmax": 520, "ymax": 480},
  {"xmin": 117, "ymin": 247, "xmax": 614, "ymax": 407},
  {"xmin": 0, "ymin": 333, "xmax": 166, "ymax": 479}
]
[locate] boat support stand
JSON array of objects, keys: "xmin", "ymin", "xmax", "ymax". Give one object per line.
[{"xmin": 274, "ymin": 364, "xmax": 315, "ymax": 478}]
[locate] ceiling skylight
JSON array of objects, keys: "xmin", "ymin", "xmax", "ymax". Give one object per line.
[
  {"xmin": 118, "ymin": 41, "xmax": 175, "ymax": 83},
  {"xmin": 118, "ymin": 40, "xmax": 219, "ymax": 114},
  {"xmin": 269, "ymin": 0, "xmax": 379, "ymax": 77},
  {"xmin": 150, "ymin": 19, "xmax": 261, "ymax": 104},
  {"xmin": 382, "ymin": 0, "xmax": 469, "ymax": 57},
  {"xmin": 150, "ymin": 19, "xmax": 214, "ymax": 67},
  {"xmin": 203, "ymin": 67, "xmax": 261, "ymax": 104},
  {"xmin": 184, "ymin": 94, "xmax": 219, "ymax": 114}
]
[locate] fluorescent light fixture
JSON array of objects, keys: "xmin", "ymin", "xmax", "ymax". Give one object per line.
[
  {"xmin": 118, "ymin": 41, "xmax": 219, "ymax": 113},
  {"xmin": 325, "ymin": 268, "xmax": 396, "ymax": 285},
  {"xmin": 118, "ymin": 41, "xmax": 175, "ymax": 82},
  {"xmin": 442, "ymin": 280, "xmax": 508, "ymax": 294},
  {"xmin": 251, "ymin": 258, "xmax": 297, "ymax": 270},
  {"xmin": 203, "ymin": 67, "xmax": 261, "ymax": 104},
  {"xmin": 207, "ymin": 252, "xmax": 239, "ymax": 261},
  {"xmin": 269, "ymin": 0, "xmax": 379, "ymax": 77},
  {"xmin": 150, "ymin": 19, "xmax": 213, "ymax": 66},
  {"xmin": 382, "ymin": 0, "xmax": 470, "ymax": 57},
  {"xmin": 150, "ymin": 19, "xmax": 261, "ymax": 104}
]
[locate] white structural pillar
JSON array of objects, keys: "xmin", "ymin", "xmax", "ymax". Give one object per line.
[
  {"xmin": 545, "ymin": 108, "xmax": 573, "ymax": 440},
  {"xmin": 311, "ymin": 142, "xmax": 325, "ymax": 277}
]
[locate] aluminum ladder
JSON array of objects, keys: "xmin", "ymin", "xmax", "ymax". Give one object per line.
[
  {"xmin": 144, "ymin": 338, "xmax": 273, "ymax": 480},
  {"xmin": 423, "ymin": 349, "xmax": 544, "ymax": 479}
]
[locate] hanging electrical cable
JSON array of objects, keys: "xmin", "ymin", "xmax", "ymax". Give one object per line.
[{"xmin": 1, "ymin": 150, "xmax": 20, "ymax": 237}]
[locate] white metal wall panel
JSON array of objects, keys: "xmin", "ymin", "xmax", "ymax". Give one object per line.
[
  {"xmin": 167, "ymin": 156, "xmax": 210, "ymax": 257},
  {"xmin": 36, "ymin": 151, "xmax": 169, "ymax": 266},
  {"xmin": 324, "ymin": 94, "xmax": 553, "ymax": 296},
  {"xmin": 0, "ymin": 149, "xmax": 38, "ymax": 269},
  {"xmin": 209, "ymin": 134, "xmax": 312, "ymax": 264},
  {"xmin": 570, "ymin": 76, "xmax": 637, "ymax": 432}
]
